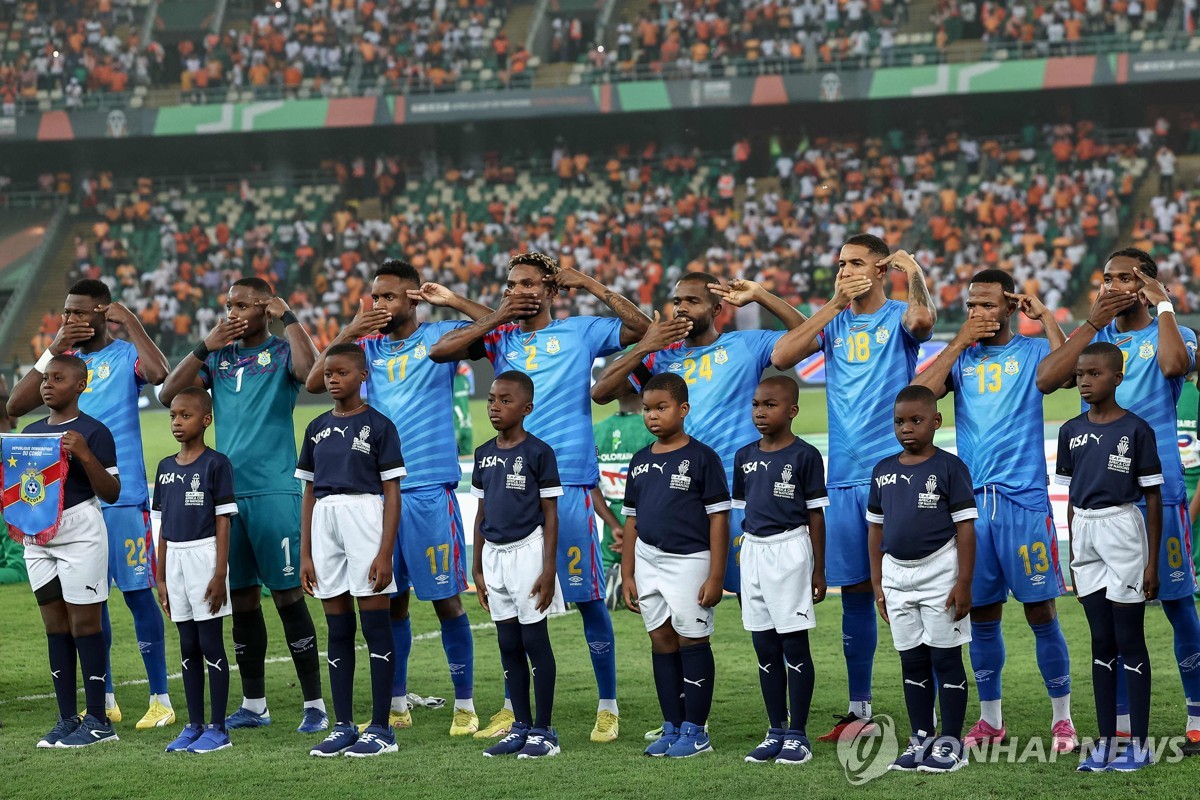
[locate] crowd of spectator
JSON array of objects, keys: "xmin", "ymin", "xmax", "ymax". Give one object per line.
[{"xmin": 934, "ymin": 0, "xmax": 1171, "ymax": 50}]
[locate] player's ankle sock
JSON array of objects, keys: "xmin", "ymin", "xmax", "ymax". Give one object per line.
[
  {"xmin": 1030, "ymin": 618, "xmax": 1071, "ymax": 706},
  {"xmin": 278, "ymin": 598, "xmax": 322, "ymax": 702},
  {"xmin": 1113, "ymin": 603, "xmax": 1151, "ymax": 741},
  {"xmin": 751, "ymin": 629, "xmax": 787, "ymax": 729},
  {"xmin": 155, "ymin": 693, "xmax": 173, "ymax": 708},
  {"xmin": 899, "ymin": 645, "xmax": 936, "ymax": 735},
  {"xmin": 979, "ymin": 700, "xmax": 1003, "ymax": 729},
  {"xmin": 197, "ymin": 618, "xmax": 229, "ymax": 728},
  {"xmin": 597, "ymin": 698, "xmax": 618, "ymax": 715},
  {"xmin": 75, "ymin": 631, "xmax": 108, "ymax": 720},
  {"xmin": 391, "ymin": 695, "xmax": 410, "ymax": 713},
  {"xmin": 781, "ymin": 631, "xmax": 814, "ymax": 734},
  {"xmin": 456, "ymin": 698, "xmax": 476, "ymax": 713},
  {"xmin": 359, "ymin": 609, "xmax": 394, "ymax": 729},
  {"xmin": 231, "ymin": 608, "xmax": 268, "ymax": 701},
  {"xmin": 679, "ymin": 642, "xmax": 715, "ymax": 727},
  {"xmin": 503, "ymin": 697, "xmax": 513, "ymax": 712},
  {"xmin": 930, "ymin": 646, "xmax": 969, "ymax": 740},
  {"xmin": 303, "ymin": 699, "xmax": 326, "ymax": 711},
  {"xmin": 1162, "ymin": 597, "xmax": 1200, "ymax": 703},
  {"xmin": 179, "ymin": 621, "xmax": 206, "ymax": 727},
  {"xmin": 100, "ymin": 602, "xmax": 114, "ymax": 694},
  {"xmin": 970, "ymin": 619, "xmax": 1005, "ymax": 707},
  {"xmin": 496, "ymin": 622, "xmax": 532, "ymax": 725},
  {"xmin": 1080, "ymin": 592, "xmax": 1119, "ymax": 737},
  {"xmin": 106, "ymin": 692, "xmax": 116, "ymax": 709},
  {"xmin": 325, "ymin": 612, "xmax": 357, "ymax": 726},
  {"xmin": 242, "ymin": 697, "xmax": 268, "ymax": 715},
  {"xmin": 124, "ymin": 587, "xmax": 169, "ymax": 696},
  {"xmin": 521, "ymin": 619, "xmax": 556, "ymax": 730},
  {"xmin": 390, "ymin": 615, "xmax": 412, "ymax": 699},
  {"xmin": 46, "ymin": 632, "xmax": 77, "ymax": 719},
  {"xmin": 651, "ymin": 650, "xmax": 685, "ymax": 727},
  {"xmin": 439, "ymin": 613, "xmax": 474, "ymax": 701},
  {"xmin": 577, "ymin": 599, "xmax": 618, "ymax": 702},
  {"xmin": 841, "ymin": 592, "xmax": 877, "ymax": 713}
]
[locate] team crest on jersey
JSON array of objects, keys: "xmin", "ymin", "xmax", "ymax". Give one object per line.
[
  {"xmin": 506, "ymin": 456, "xmax": 526, "ymax": 490},
  {"xmin": 875, "ymin": 326, "xmax": 890, "ymax": 345},
  {"xmin": 96, "ymin": 362, "xmax": 110, "ymax": 380},
  {"xmin": 611, "ymin": 429, "xmax": 621, "ymax": 449},
  {"xmin": 1138, "ymin": 341, "xmax": 1155, "ymax": 360},
  {"xmin": 413, "ymin": 343, "xmax": 427, "ymax": 360},
  {"xmin": 669, "ymin": 459, "xmax": 692, "ymax": 491},
  {"xmin": 257, "ymin": 350, "xmax": 272, "ymax": 366},
  {"xmin": 546, "ymin": 336, "xmax": 560, "ymax": 355},
  {"xmin": 918, "ymin": 475, "xmax": 940, "ymax": 509},
  {"xmin": 19, "ymin": 467, "xmax": 45, "ymax": 506},
  {"xmin": 774, "ymin": 463, "xmax": 796, "ymax": 499},
  {"xmin": 1108, "ymin": 436, "xmax": 1132, "ymax": 474},
  {"xmin": 185, "ymin": 473, "xmax": 205, "ymax": 506},
  {"xmin": 352, "ymin": 426, "xmax": 372, "ymax": 455},
  {"xmin": 714, "ymin": 346, "xmax": 728, "ymax": 365},
  {"xmin": 1004, "ymin": 357, "xmax": 1019, "ymax": 375}
]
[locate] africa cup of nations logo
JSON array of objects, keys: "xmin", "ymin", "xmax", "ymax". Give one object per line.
[{"xmin": 836, "ymin": 713, "xmax": 898, "ymax": 785}]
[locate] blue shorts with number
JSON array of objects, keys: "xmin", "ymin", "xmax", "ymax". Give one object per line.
[
  {"xmin": 724, "ymin": 507, "xmax": 746, "ymax": 594},
  {"xmin": 973, "ymin": 489, "xmax": 1064, "ymax": 606},
  {"xmin": 393, "ymin": 484, "xmax": 468, "ymax": 602},
  {"xmin": 228, "ymin": 493, "xmax": 302, "ymax": 592},
  {"xmin": 557, "ymin": 485, "xmax": 605, "ymax": 603},
  {"xmin": 104, "ymin": 503, "xmax": 156, "ymax": 592},
  {"xmin": 1143, "ymin": 500, "xmax": 1197, "ymax": 601},
  {"xmin": 826, "ymin": 484, "xmax": 871, "ymax": 587}
]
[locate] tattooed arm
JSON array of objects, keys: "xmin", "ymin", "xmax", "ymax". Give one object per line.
[
  {"xmin": 554, "ymin": 268, "xmax": 652, "ymax": 346},
  {"xmin": 878, "ymin": 249, "xmax": 936, "ymax": 341}
]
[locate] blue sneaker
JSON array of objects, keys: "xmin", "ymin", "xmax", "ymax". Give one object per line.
[
  {"xmin": 483, "ymin": 721, "xmax": 529, "ymax": 757},
  {"xmin": 889, "ymin": 733, "xmax": 933, "ymax": 771},
  {"xmin": 644, "ymin": 722, "xmax": 680, "ymax": 757},
  {"xmin": 38, "ymin": 716, "xmax": 81, "ymax": 749},
  {"xmin": 917, "ymin": 738, "xmax": 968, "ymax": 773},
  {"xmin": 1107, "ymin": 742, "xmax": 1153, "ymax": 772},
  {"xmin": 56, "ymin": 714, "xmax": 118, "ymax": 748},
  {"xmin": 344, "ymin": 725, "xmax": 397, "ymax": 758},
  {"xmin": 775, "ymin": 731, "xmax": 813, "ymax": 765},
  {"xmin": 187, "ymin": 725, "xmax": 232, "ymax": 753},
  {"xmin": 1077, "ymin": 739, "xmax": 1118, "ymax": 772},
  {"xmin": 297, "ymin": 707, "xmax": 329, "ymax": 734},
  {"xmin": 165, "ymin": 724, "xmax": 204, "ymax": 753},
  {"xmin": 516, "ymin": 727, "xmax": 560, "ymax": 759},
  {"xmin": 226, "ymin": 706, "xmax": 272, "ymax": 729},
  {"xmin": 745, "ymin": 728, "xmax": 785, "ymax": 762},
  {"xmin": 309, "ymin": 724, "xmax": 358, "ymax": 757},
  {"xmin": 666, "ymin": 721, "xmax": 712, "ymax": 758}
]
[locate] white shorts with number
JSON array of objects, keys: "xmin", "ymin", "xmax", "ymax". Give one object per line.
[
  {"xmin": 634, "ymin": 539, "xmax": 713, "ymax": 638},
  {"xmin": 882, "ymin": 538, "xmax": 971, "ymax": 651},
  {"xmin": 482, "ymin": 528, "xmax": 565, "ymax": 624},
  {"xmin": 741, "ymin": 526, "xmax": 815, "ymax": 634},
  {"xmin": 1071, "ymin": 504, "xmax": 1148, "ymax": 604},
  {"xmin": 311, "ymin": 494, "xmax": 397, "ymax": 599},
  {"xmin": 166, "ymin": 538, "xmax": 231, "ymax": 622},
  {"xmin": 25, "ymin": 498, "xmax": 109, "ymax": 605}
]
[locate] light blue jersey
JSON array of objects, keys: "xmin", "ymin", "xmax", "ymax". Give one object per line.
[
  {"xmin": 73, "ymin": 339, "xmax": 149, "ymax": 507},
  {"xmin": 821, "ymin": 299, "xmax": 923, "ymax": 487}
]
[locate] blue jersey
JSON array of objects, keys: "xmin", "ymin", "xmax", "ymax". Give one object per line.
[
  {"xmin": 1086, "ymin": 320, "xmax": 1198, "ymax": 504},
  {"xmin": 732, "ymin": 437, "xmax": 829, "ymax": 536},
  {"xmin": 296, "ymin": 407, "xmax": 406, "ymax": 499},
  {"xmin": 71, "ymin": 340, "xmax": 148, "ymax": 507},
  {"xmin": 151, "ymin": 449, "xmax": 238, "ymax": 543},
  {"xmin": 23, "ymin": 413, "xmax": 117, "ymax": 510},
  {"xmin": 483, "ymin": 316, "xmax": 623, "ymax": 487},
  {"xmin": 622, "ymin": 438, "xmax": 731, "ymax": 555},
  {"xmin": 470, "ymin": 434, "xmax": 562, "ymax": 544},
  {"xmin": 1055, "ymin": 411, "xmax": 1163, "ymax": 510},
  {"xmin": 866, "ymin": 448, "xmax": 977, "ymax": 561},
  {"xmin": 951, "ymin": 335, "xmax": 1051, "ymax": 508},
  {"xmin": 821, "ymin": 300, "xmax": 923, "ymax": 487},
  {"xmin": 631, "ymin": 330, "xmax": 785, "ymax": 482},
  {"xmin": 358, "ymin": 322, "xmax": 469, "ymax": 490}
]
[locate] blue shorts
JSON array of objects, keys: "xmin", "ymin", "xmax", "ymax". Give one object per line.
[
  {"xmin": 724, "ymin": 507, "xmax": 746, "ymax": 594},
  {"xmin": 393, "ymin": 484, "xmax": 468, "ymax": 602},
  {"xmin": 826, "ymin": 484, "xmax": 870, "ymax": 587},
  {"xmin": 103, "ymin": 503, "xmax": 156, "ymax": 592},
  {"xmin": 1143, "ymin": 500, "xmax": 1197, "ymax": 601},
  {"xmin": 557, "ymin": 485, "xmax": 605, "ymax": 603},
  {"xmin": 228, "ymin": 493, "xmax": 302, "ymax": 592},
  {"xmin": 973, "ymin": 490, "xmax": 1064, "ymax": 606}
]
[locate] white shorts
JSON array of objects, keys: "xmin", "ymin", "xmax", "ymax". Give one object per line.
[
  {"xmin": 634, "ymin": 539, "xmax": 714, "ymax": 638},
  {"xmin": 741, "ymin": 527, "xmax": 815, "ymax": 634},
  {"xmin": 25, "ymin": 498, "xmax": 109, "ymax": 605},
  {"xmin": 311, "ymin": 494, "xmax": 398, "ymax": 599},
  {"xmin": 166, "ymin": 538, "xmax": 231, "ymax": 622},
  {"xmin": 882, "ymin": 539, "xmax": 971, "ymax": 651},
  {"xmin": 482, "ymin": 528, "xmax": 565, "ymax": 624},
  {"xmin": 1071, "ymin": 504, "xmax": 1148, "ymax": 604}
]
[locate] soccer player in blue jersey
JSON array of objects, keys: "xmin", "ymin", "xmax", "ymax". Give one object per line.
[
  {"xmin": 161, "ymin": 277, "xmax": 327, "ymax": 734},
  {"xmin": 8, "ymin": 280, "xmax": 173, "ymax": 729},
  {"xmin": 771, "ymin": 236, "xmax": 936, "ymax": 741},
  {"xmin": 431, "ymin": 252, "xmax": 651, "ymax": 742},
  {"xmin": 306, "ymin": 261, "xmax": 493, "ymax": 735},
  {"xmin": 911, "ymin": 269, "xmax": 1077, "ymax": 752},
  {"xmin": 1038, "ymin": 247, "xmax": 1200, "ymax": 746}
]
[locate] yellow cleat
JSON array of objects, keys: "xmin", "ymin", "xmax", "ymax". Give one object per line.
[
  {"xmin": 473, "ymin": 708, "xmax": 514, "ymax": 739},
  {"xmin": 81, "ymin": 702, "xmax": 122, "ymax": 724},
  {"xmin": 357, "ymin": 709, "xmax": 412, "ymax": 734},
  {"xmin": 449, "ymin": 708, "xmax": 479, "ymax": 736},
  {"xmin": 591, "ymin": 710, "xmax": 619, "ymax": 743},
  {"xmin": 135, "ymin": 701, "xmax": 174, "ymax": 730}
]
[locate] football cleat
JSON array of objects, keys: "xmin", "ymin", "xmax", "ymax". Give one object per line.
[
  {"xmin": 165, "ymin": 724, "xmax": 203, "ymax": 753},
  {"xmin": 56, "ymin": 714, "xmax": 118, "ymax": 748},
  {"xmin": 483, "ymin": 721, "xmax": 529, "ymax": 757},
  {"xmin": 917, "ymin": 738, "xmax": 968, "ymax": 773},
  {"xmin": 889, "ymin": 733, "xmax": 932, "ymax": 772},
  {"xmin": 297, "ymin": 707, "xmax": 329, "ymax": 733},
  {"xmin": 665, "ymin": 722, "xmax": 712, "ymax": 758},
  {"xmin": 1077, "ymin": 739, "xmax": 1118, "ymax": 772},
  {"xmin": 135, "ymin": 700, "xmax": 176, "ymax": 730},
  {"xmin": 516, "ymin": 727, "xmax": 560, "ymax": 759},
  {"xmin": 344, "ymin": 725, "xmax": 398, "ymax": 758},
  {"xmin": 1051, "ymin": 719, "xmax": 1079, "ymax": 753},
  {"xmin": 745, "ymin": 728, "xmax": 785, "ymax": 763},
  {"xmin": 644, "ymin": 722, "xmax": 679, "ymax": 756},
  {"xmin": 38, "ymin": 715, "xmax": 81, "ymax": 749},
  {"xmin": 775, "ymin": 732, "xmax": 813, "ymax": 765},
  {"xmin": 474, "ymin": 708, "xmax": 515, "ymax": 739},
  {"xmin": 817, "ymin": 713, "xmax": 877, "ymax": 742},
  {"xmin": 591, "ymin": 710, "xmax": 619, "ymax": 743},
  {"xmin": 225, "ymin": 706, "xmax": 272, "ymax": 729},
  {"xmin": 187, "ymin": 725, "xmax": 232, "ymax": 754},
  {"xmin": 450, "ymin": 708, "xmax": 479, "ymax": 736},
  {"xmin": 963, "ymin": 718, "xmax": 1006, "ymax": 748},
  {"xmin": 1182, "ymin": 729, "xmax": 1200, "ymax": 757},
  {"xmin": 310, "ymin": 724, "xmax": 358, "ymax": 757}
]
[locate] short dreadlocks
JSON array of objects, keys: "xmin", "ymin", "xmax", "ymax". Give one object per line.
[{"xmin": 508, "ymin": 252, "xmax": 561, "ymax": 277}]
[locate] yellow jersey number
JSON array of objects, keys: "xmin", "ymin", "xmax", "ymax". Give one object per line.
[
  {"xmin": 426, "ymin": 544, "xmax": 450, "ymax": 574},
  {"xmin": 1018, "ymin": 542, "xmax": 1050, "ymax": 575},
  {"xmin": 976, "ymin": 362, "xmax": 1002, "ymax": 394},
  {"xmin": 683, "ymin": 354, "xmax": 713, "ymax": 384},
  {"xmin": 387, "ymin": 355, "xmax": 409, "ymax": 382},
  {"xmin": 846, "ymin": 332, "xmax": 871, "ymax": 362},
  {"xmin": 124, "ymin": 536, "xmax": 148, "ymax": 567}
]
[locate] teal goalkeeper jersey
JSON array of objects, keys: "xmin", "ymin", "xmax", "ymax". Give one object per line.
[{"xmin": 594, "ymin": 411, "xmax": 656, "ymax": 505}]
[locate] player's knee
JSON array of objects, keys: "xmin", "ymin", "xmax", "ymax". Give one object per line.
[
  {"xmin": 842, "ymin": 579, "xmax": 873, "ymax": 594},
  {"xmin": 230, "ymin": 586, "xmax": 262, "ymax": 613},
  {"xmin": 971, "ymin": 601, "xmax": 1004, "ymax": 623},
  {"xmin": 357, "ymin": 595, "xmax": 389, "ymax": 613},
  {"xmin": 678, "ymin": 635, "xmax": 710, "ymax": 648},
  {"xmin": 648, "ymin": 623, "xmax": 679, "ymax": 653},
  {"xmin": 1022, "ymin": 599, "xmax": 1056, "ymax": 625},
  {"xmin": 271, "ymin": 586, "xmax": 305, "ymax": 608},
  {"xmin": 432, "ymin": 595, "xmax": 463, "ymax": 619},
  {"xmin": 66, "ymin": 604, "xmax": 103, "ymax": 638},
  {"xmin": 390, "ymin": 591, "xmax": 411, "ymax": 619}
]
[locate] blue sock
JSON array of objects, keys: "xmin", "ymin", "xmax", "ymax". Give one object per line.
[
  {"xmin": 440, "ymin": 613, "xmax": 474, "ymax": 701},
  {"xmin": 841, "ymin": 592, "xmax": 877, "ymax": 704},
  {"xmin": 326, "ymin": 612, "xmax": 357, "ymax": 726},
  {"xmin": 123, "ymin": 587, "xmax": 168, "ymax": 696},
  {"xmin": 360, "ymin": 609, "xmax": 394, "ymax": 729},
  {"xmin": 1031, "ymin": 618, "xmax": 1071, "ymax": 698},
  {"xmin": 100, "ymin": 602, "xmax": 113, "ymax": 693},
  {"xmin": 390, "ymin": 615, "xmax": 411, "ymax": 698},
  {"xmin": 1163, "ymin": 597, "xmax": 1200, "ymax": 706},
  {"xmin": 970, "ymin": 620, "xmax": 1005, "ymax": 702},
  {"xmin": 577, "ymin": 599, "xmax": 617, "ymax": 700}
]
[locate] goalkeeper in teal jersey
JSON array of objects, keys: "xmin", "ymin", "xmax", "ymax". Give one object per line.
[{"xmin": 592, "ymin": 394, "xmax": 656, "ymax": 572}]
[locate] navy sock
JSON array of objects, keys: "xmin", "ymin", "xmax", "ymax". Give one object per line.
[
  {"xmin": 1115, "ymin": 664, "xmax": 1130, "ymax": 719},
  {"xmin": 969, "ymin": 619, "xmax": 1005, "ymax": 702},
  {"xmin": 76, "ymin": 631, "xmax": 108, "ymax": 721},
  {"xmin": 1081, "ymin": 592, "xmax": 1119, "ymax": 738},
  {"xmin": 751, "ymin": 629, "xmax": 787, "ymax": 729},
  {"xmin": 391, "ymin": 615, "xmax": 412, "ymax": 698},
  {"xmin": 497, "ymin": 622, "xmax": 531, "ymax": 725},
  {"xmin": 899, "ymin": 645, "xmax": 936, "ymax": 736},
  {"xmin": 278, "ymin": 598, "xmax": 322, "ymax": 702},
  {"xmin": 577, "ymin": 599, "xmax": 617, "ymax": 701},
  {"xmin": 325, "ymin": 612, "xmax": 357, "ymax": 726},
  {"xmin": 47, "ymin": 632, "xmax": 77, "ymax": 719},
  {"xmin": 651, "ymin": 650, "xmax": 685, "ymax": 727},
  {"xmin": 1114, "ymin": 603, "xmax": 1151, "ymax": 743},
  {"xmin": 123, "ymin": 587, "xmax": 168, "ymax": 696},
  {"xmin": 521, "ymin": 619, "xmax": 556, "ymax": 729},
  {"xmin": 197, "ymin": 619, "xmax": 229, "ymax": 729},
  {"xmin": 231, "ymin": 608, "xmax": 268, "ymax": 700},
  {"xmin": 178, "ymin": 621, "xmax": 205, "ymax": 727},
  {"xmin": 1031, "ymin": 617, "xmax": 1071, "ymax": 698},
  {"xmin": 440, "ymin": 613, "xmax": 474, "ymax": 701},
  {"xmin": 359, "ymin": 610, "xmax": 394, "ymax": 729},
  {"xmin": 679, "ymin": 642, "xmax": 715, "ymax": 727},
  {"xmin": 100, "ymin": 602, "xmax": 113, "ymax": 693},
  {"xmin": 930, "ymin": 646, "xmax": 969, "ymax": 740},
  {"xmin": 1162, "ymin": 597, "xmax": 1200, "ymax": 706},
  {"xmin": 842, "ymin": 591, "xmax": 877, "ymax": 706},
  {"xmin": 781, "ymin": 631, "xmax": 815, "ymax": 735}
]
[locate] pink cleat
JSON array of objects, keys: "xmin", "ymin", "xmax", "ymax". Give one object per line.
[
  {"xmin": 1051, "ymin": 719, "xmax": 1079, "ymax": 753},
  {"xmin": 963, "ymin": 719, "xmax": 1006, "ymax": 748}
]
